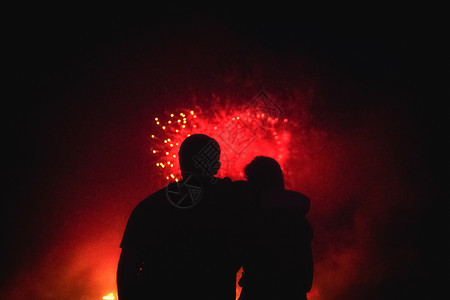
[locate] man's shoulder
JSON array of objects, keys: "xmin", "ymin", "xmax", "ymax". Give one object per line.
[
  {"xmin": 228, "ymin": 179, "xmax": 248, "ymax": 195},
  {"xmin": 213, "ymin": 178, "xmax": 248, "ymax": 194},
  {"xmin": 231, "ymin": 179, "xmax": 247, "ymax": 189},
  {"xmin": 121, "ymin": 186, "xmax": 173, "ymax": 248},
  {"xmin": 132, "ymin": 186, "xmax": 170, "ymax": 213},
  {"xmin": 217, "ymin": 178, "xmax": 249, "ymax": 209},
  {"xmin": 215, "ymin": 177, "xmax": 246, "ymax": 188}
]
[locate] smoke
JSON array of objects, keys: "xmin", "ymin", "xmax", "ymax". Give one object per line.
[
  {"xmin": 4, "ymin": 15, "xmax": 432, "ymax": 299},
  {"xmin": 294, "ymin": 105, "xmax": 429, "ymax": 299}
]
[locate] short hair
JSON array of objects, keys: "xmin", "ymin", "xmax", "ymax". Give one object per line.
[
  {"xmin": 178, "ymin": 134, "xmax": 221, "ymax": 174},
  {"xmin": 244, "ymin": 156, "xmax": 285, "ymax": 190}
]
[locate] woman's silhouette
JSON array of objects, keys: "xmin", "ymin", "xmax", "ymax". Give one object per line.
[{"xmin": 238, "ymin": 156, "xmax": 313, "ymax": 300}]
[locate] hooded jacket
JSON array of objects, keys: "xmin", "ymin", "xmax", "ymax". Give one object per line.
[{"xmin": 238, "ymin": 189, "xmax": 313, "ymax": 300}]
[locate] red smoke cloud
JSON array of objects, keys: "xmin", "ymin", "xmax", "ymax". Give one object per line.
[
  {"xmin": 148, "ymin": 94, "xmax": 292, "ymax": 183},
  {"xmin": 4, "ymin": 16, "xmax": 432, "ymax": 300},
  {"xmin": 4, "ymin": 89, "xmax": 428, "ymax": 299}
]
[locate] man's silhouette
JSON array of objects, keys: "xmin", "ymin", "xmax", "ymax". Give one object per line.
[
  {"xmin": 117, "ymin": 134, "xmax": 244, "ymax": 300},
  {"xmin": 238, "ymin": 156, "xmax": 313, "ymax": 300}
]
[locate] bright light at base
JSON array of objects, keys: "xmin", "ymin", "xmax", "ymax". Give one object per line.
[{"xmin": 102, "ymin": 292, "xmax": 115, "ymax": 300}]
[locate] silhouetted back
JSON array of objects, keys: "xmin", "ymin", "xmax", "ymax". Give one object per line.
[
  {"xmin": 118, "ymin": 134, "xmax": 245, "ymax": 300},
  {"xmin": 120, "ymin": 178, "xmax": 243, "ymax": 299}
]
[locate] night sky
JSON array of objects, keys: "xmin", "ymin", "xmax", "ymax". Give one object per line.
[{"xmin": 4, "ymin": 7, "xmax": 444, "ymax": 300}]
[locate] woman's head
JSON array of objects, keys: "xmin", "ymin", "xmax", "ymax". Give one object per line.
[{"xmin": 244, "ymin": 156, "xmax": 285, "ymax": 192}]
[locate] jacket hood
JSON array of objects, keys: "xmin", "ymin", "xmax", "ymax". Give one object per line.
[{"xmin": 262, "ymin": 189, "xmax": 310, "ymax": 215}]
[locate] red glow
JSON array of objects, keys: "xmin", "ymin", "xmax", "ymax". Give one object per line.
[
  {"xmin": 149, "ymin": 98, "xmax": 296, "ymax": 299},
  {"xmin": 150, "ymin": 100, "xmax": 292, "ymax": 182},
  {"xmin": 4, "ymin": 91, "xmax": 425, "ymax": 299},
  {"xmin": 5, "ymin": 14, "xmax": 430, "ymax": 300}
]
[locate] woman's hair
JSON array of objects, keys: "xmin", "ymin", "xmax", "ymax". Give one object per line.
[{"xmin": 244, "ymin": 156, "xmax": 285, "ymax": 191}]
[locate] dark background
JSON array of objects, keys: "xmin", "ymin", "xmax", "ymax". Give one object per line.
[{"xmin": 4, "ymin": 6, "xmax": 445, "ymax": 299}]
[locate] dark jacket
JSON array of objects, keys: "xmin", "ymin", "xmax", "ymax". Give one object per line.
[
  {"xmin": 239, "ymin": 189, "xmax": 313, "ymax": 300},
  {"xmin": 118, "ymin": 177, "xmax": 245, "ymax": 300}
]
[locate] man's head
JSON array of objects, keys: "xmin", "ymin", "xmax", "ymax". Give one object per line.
[
  {"xmin": 244, "ymin": 156, "xmax": 285, "ymax": 192},
  {"xmin": 178, "ymin": 134, "xmax": 221, "ymax": 178}
]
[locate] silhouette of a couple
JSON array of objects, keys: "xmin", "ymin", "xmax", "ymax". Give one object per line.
[{"xmin": 117, "ymin": 134, "xmax": 313, "ymax": 300}]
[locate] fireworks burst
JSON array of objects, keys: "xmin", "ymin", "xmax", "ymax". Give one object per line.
[{"xmin": 149, "ymin": 94, "xmax": 293, "ymax": 182}]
